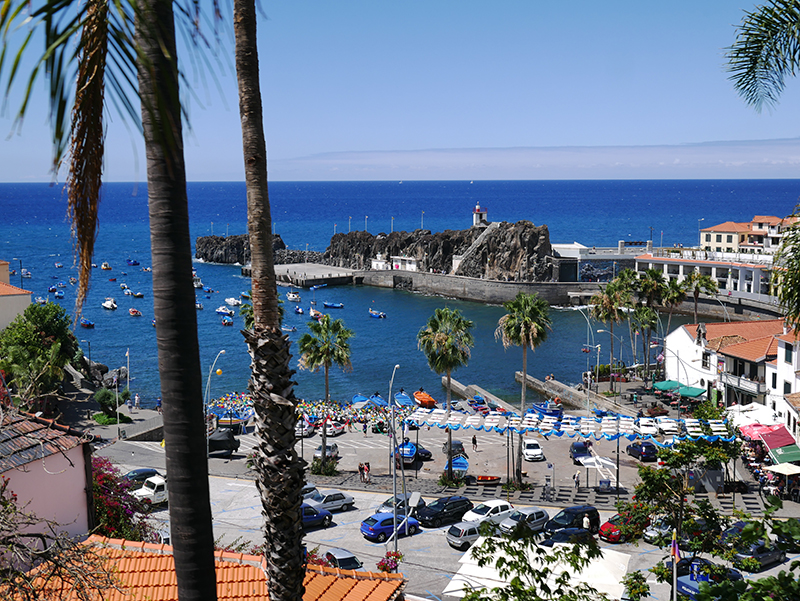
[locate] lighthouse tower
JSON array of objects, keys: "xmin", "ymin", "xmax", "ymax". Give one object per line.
[{"xmin": 472, "ymin": 202, "xmax": 488, "ymax": 226}]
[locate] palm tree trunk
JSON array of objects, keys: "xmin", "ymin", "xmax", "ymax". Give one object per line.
[
  {"xmin": 610, "ymin": 322, "xmax": 615, "ymax": 394},
  {"xmin": 446, "ymin": 370, "xmax": 453, "ymax": 482},
  {"xmin": 233, "ymin": 1, "xmax": 304, "ymax": 599},
  {"xmin": 515, "ymin": 346, "xmax": 527, "ymax": 484},
  {"xmin": 136, "ymin": 2, "xmax": 217, "ymax": 599}
]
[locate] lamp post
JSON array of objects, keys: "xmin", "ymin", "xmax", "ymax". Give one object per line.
[
  {"xmin": 305, "ymin": 243, "xmax": 309, "ymax": 264},
  {"xmin": 421, "ymin": 211, "xmax": 424, "ymax": 230},
  {"xmin": 388, "ymin": 364, "xmax": 400, "ymax": 553},
  {"xmin": 698, "ymin": 218, "xmax": 705, "ymax": 249},
  {"xmin": 348, "ymin": 216, "xmax": 352, "ymax": 233},
  {"xmin": 365, "ymin": 216, "xmax": 368, "ymax": 232},
  {"xmin": 391, "ymin": 216, "xmax": 394, "ymax": 233},
  {"xmin": 334, "ymin": 223, "xmax": 337, "ymax": 235},
  {"xmin": 204, "ymin": 350, "xmax": 226, "ymax": 456}
]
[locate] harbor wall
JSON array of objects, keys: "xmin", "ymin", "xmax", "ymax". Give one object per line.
[{"xmin": 358, "ymin": 270, "xmax": 601, "ymax": 305}]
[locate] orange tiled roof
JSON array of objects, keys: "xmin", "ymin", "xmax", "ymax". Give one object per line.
[
  {"xmin": 752, "ymin": 215, "xmax": 784, "ymax": 226},
  {"xmin": 778, "ymin": 331, "xmax": 800, "ymax": 343},
  {"xmin": 0, "ymin": 412, "xmax": 89, "ymax": 473},
  {"xmin": 0, "ymin": 280, "xmax": 30, "ymax": 295},
  {"xmin": 705, "ymin": 334, "xmax": 747, "ymax": 352},
  {"xmin": 717, "ymin": 335, "xmax": 779, "ymax": 362},
  {"xmin": 701, "ymin": 221, "xmax": 751, "ymax": 233},
  {"xmin": 24, "ymin": 536, "xmax": 406, "ymax": 601},
  {"xmin": 682, "ymin": 319, "xmax": 786, "ymax": 343},
  {"xmin": 785, "ymin": 392, "xmax": 800, "ymax": 411}
]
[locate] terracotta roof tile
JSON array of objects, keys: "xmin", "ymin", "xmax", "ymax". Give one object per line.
[
  {"xmin": 705, "ymin": 335, "xmax": 747, "ymax": 352},
  {"xmin": 785, "ymin": 392, "xmax": 800, "ymax": 410},
  {"xmin": 0, "ymin": 412, "xmax": 89, "ymax": 473},
  {"xmin": 681, "ymin": 319, "xmax": 785, "ymax": 343},
  {"xmin": 0, "ymin": 280, "xmax": 31, "ymax": 295},
  {"xmin": 701, "ymin": 221, "xmax": 752, "ymax": 233},
  {"xmin": 718, "ymin": 335, "xmax": 778, "ymax": 362},
  {"xmin": 17, "ymin": 536, "xmax": 406, "ymax": 601}
]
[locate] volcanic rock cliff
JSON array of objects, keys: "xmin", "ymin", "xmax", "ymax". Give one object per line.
[
  {"xmin": 324, "ymin": 221, "xmax": 553, "ymax": 281},
  {"xmin": 195, "ymin": 234, "xmax": 287, "ymax": 264}
]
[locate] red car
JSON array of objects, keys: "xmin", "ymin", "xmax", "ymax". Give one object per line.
[{"xmin": 599, "ymin": 513, "xmax": 650, "ymax": 543}]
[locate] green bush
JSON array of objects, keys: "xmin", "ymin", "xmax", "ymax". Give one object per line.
[
  {"xmin": 92, "ymin": 412, "xmax": 133, "ymax": 425},
  {"xmin": 310, "ymin": 457, "xmax": 338, "ymax": 476},
  {"xmin": 438, "ymin": 473, "xmax": 467, "ymax": 488}
]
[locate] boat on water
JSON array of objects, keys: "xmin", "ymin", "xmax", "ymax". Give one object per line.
[
  {"xmin": 100, "ymin": 262, "xmax": 111, "ymax": 270},
  {"xmin": 54, "ymin": 262, "xmax": 63, "ymax": 268},
  {"xmin": 47, "ymin": 285, "xmax": 57, "ymax": 293},
  {"xmin": 530, "ymin": 400, "xmax": 563, "ymax": 418},
  {"xmin": 225, "ymin": 297, "xmax": 242, "ymax": 306},
  {"xmin": 35, "ymin": 296, "xmax": 46, "ymax": 305},
  {"xmin": 287, "ymin": 291, "xmax": 301, "ymax": 302},
  {"xmin": 21, "ymin": 269, "xmax": 31, "ymax": 278},
  {"xmin": 369, "ymin": 308, "xmax": 387, "ymax": 318},
  {"xmin": 56, "ymin": 281, "xmax": 66, "ymax": 288},
  {"xmin": 123, "ymin": 289, "xmax": 134, "ymax": 296},
  {"xmin": 294, "ymin": 306, "xmax": 304, "ymax": 314},
  {"xmin": 54, "ymin": 290, "xmax": 64, "ymax": 299},
  {"xmin": 240, "ymin": 291, "xmax": 251, "ymax": 299},
  {"xmin": 216, "ymin": 306, "xmax": 235, "ymax": 316},
  {"xmin": 102, "ymin": 298, "xmax": 117, "ymax": 310},
  {"xmin": 309, "ymin": 307, "xmax": 324, "ymax": 320},
  {"xmin": 323, "ymin": 301, "xmax": 344, "ymax": 309},
  {"xmin": 69, "ymin": 277, "xmax": 77, "ymax": 285},
  {"xmin": 126, "ymin": 258, "xmax": 140, "ymax": 266},
  {"xmin": 132, "ymin": 291, "xmax": 144, "ymax": 298},
  {"xmin": 79, "ymin": 317, "xmax": 94, "ymax": 328},
  {"xmin": 196, "ymin": 302, "xmax": 203, "ymax": 310},
  {"xmin": 221, "ymin": 316, "xmax": 234, "ymax": 326},
  {"xmin": 397, "ymin": 438, "xmax": 417, "ymax": 465},
  {"xmin": 108, "ymin": 278, "xmax": 116, "ymax": 282},
  {"xmin": 193, "ymin": 275, "xmax": 203, "ymax": 289},
  {"xmin": 120, "ymin": 283, "xmax": 128, "ymax": 290},
  {"xmin": 281, "ymin": 326, "xmax": 297, "ymax": 332},
  {"xmin": 413, "ymin": 390, "xmax": 437, "ymax": 409},
  {"xmin": 129, "ymin": 308, "xmax": 142, "ymax": 317}
]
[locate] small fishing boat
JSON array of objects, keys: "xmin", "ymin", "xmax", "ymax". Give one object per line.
[
  {"xmin": 476, "ymin": 475, "xmax": 501, "ymax": 485},
  {"xmin": 123, "ymin": 289, "xmax": 134, "ymax": 296},
  {"xmin": 216, "ymin": 306, "xmax": 234, "ymax": 317},
  {"xmin": 413, "ymin": 390, "xmax": 437, "ymax": 409},
  {"xmin": 54, "ymin": 290, "xmax": 64, "ymax": 299},
  {"xmin": 240, "ymin": 291, "xmax": 251, "ymax": 299},
  {"xmin": 281, "ymin": 326, "xmax": 297, "ymax": 332},
  {"xmin": 100, "ymin": 262, "xmax": 111, "ymax": 270},
  {"xmin": 152, "ymin": 319, "xmax": 156, "ymax": 327},
  {"xmin": 79, "ymin": 317, "xmax": 94, "ymax": 328},
  {"xmin": 102, "ymin": 298, "xmax": 117, "ymax": 310},
  {"xmin": 530, "ymin": 400, "xmax": 563, "ymax": 418},
  {"xmin": 108, "ymin": 278, "xmax": 116, "ymax": 282},
  {"xmin": 203, "ymin": 286, "xmax": 217, "ymax": 293},
  {"xmin": 369, "ymin": 308, "xmax": 386, "ymax": 319},
  {"xmin": 35, "ymin": 296, "xmax": 46, "ymax": 305},
  {"xmin": 9, "ymin": 269, "xmax": 15, "ymax": 276},
  {"xmin": 120, "ymin": 283, "xmax": 128, "ymax": 290},
  {"xmin": 397, "ymin": 438, "xmax": 417, "ymax": 465},
  {"xmin": 129, "ymin": 308, "xmax": 142, "ymax": 317},
  {"xmin": 193, "ymin": 275, "xmax": 203, "ymax": 288},
  {"xmin": 225, "ymin": 297, "xmax": 242, "ymax": 306},
  {"xmin": 195, "ymin": 302, "xmax": 203, "ymax": 310},
  {"xmin": 287, "ymin": 291, "xmax": 301, "ymax": 302},
  {"xmin": 48, "ymin": 285, "xmax": 57, "ymax": 293},
  {"xmin": 221, "ymin": 316, "xmax": 234, "ymax": 326},
  {"xmin": 294, "ymin": 306, "xmax": 304, "ymax": 315},
  {"xmin": 142, "ymin": 267, "xmax": 152, "ymax": 272},
  {"xmin": 126, "ymin": 259, "xmax": 140, "ymax": 266},
  {"xmin": 309, "ymin": 308, "xmax": 324, "ymax": 320},
  {"xmin": 54, "ymin": 262, "xmax": 63, "ymax": 268},
  {"xmin": 56, "ymin": 281, "xmax": 66, "ymax": 288},
  {"xmin": 132, "ymin": 291, "xmax": 144, "ymax": 298},
  {"xmin": 21, "ymin": 269, "xmax": 31, "ymax": 278},
  {"xmin": 394, "ymin": 391, "xmax": 415, "ymax": 407},
  {"xmin": 323, "ymin": 301, "xmax": 344, "ymax": 309},
  {"xmin": 69, "ymin": 277, "xmax": 77, "ymax": 285}
]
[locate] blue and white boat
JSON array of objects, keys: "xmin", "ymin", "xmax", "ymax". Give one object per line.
[
  {"xmin": 54, "ymin": 290, "xmax": 64, "ymax": 299},
  {"xmin": 397, "ymin": 438, "xmax": 417, "ymax": 465},
  {"xmin": 530, "ymin": 400, "xmax": 564, "ymax": 418},
  {"xmin": 294, "ymin": 306, "xmax": 304, "ymax": 314},
  {"xmin": 126, "ymin": 258, "xmax": 140, "ymax": 266},
  {"xmin": 393, "ymin": 392, "xmax": 415, "ymax": 408},
  {"xmin": 369, "ymin": 308, "xmax": 386, "ymax": 319},
  {"xmin": 323, "ymin": 301, "xmax": 344, "ymax": 309},
  {"xmin": 216, "ymin": 306, "xmax": 234, "ymax": 317},
  {"xmin": 369, "ymin": 393, "xmax": 388, "ymax": 407}
]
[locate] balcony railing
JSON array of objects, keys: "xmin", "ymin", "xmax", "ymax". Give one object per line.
[{"xmin": 720, "ymin": 372, "xmax": 767, "ymax": 395}]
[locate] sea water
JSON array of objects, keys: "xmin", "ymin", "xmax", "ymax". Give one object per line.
[{"xmin": 0, "ymin": 180, "xmax": 797, "ymax": 407}]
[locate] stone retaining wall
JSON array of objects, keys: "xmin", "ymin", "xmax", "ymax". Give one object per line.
[{"xmin": 119, "ymin": 415, "xmax": 163, "ymax": 442}]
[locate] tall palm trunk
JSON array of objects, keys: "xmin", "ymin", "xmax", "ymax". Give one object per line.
[
  {"xmin": 446, "ymin": 370, "xmax": 453, "ymax": 482},
  {"xmin": 609, "ymin": 322, "xmax": 616, "ymax": 394},
  {"xmin": 320, "ymin": 364, "xmax": 329, "ymax": 468},
  {"xmin": 515, "ymin": 346, "xmax": 527, "ymax": 484},
  {"xmin": 233, "ymin": 1, "xmax": 305, "ymax": 599},
  {"xmin": 136, "ymin": 2, "xmax": 217, "ymax": 599}
]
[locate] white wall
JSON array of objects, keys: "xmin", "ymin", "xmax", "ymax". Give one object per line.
[
  {"xmin": 0, "ymin": 293, "xmax": 31, "ymax": 331},
  {"xmin": 664, "ymin": 326, "xmax": 717, "ymax": 389}
]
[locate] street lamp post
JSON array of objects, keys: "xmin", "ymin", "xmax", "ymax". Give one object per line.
[
  {"xmin": 204, "ymin": 350, "xmax": 226, "ymax": 456},
  {"xmin": 421, "ymin": 211, "xmax": 424, "ymax": 230},
  {"xmin": 348, "ymin": 216, "xmax": 352, "ymax": 233},
  {"xmin": 391, "ymin": 216, "xmax": 394, "ymax": 233},
  {"xmin": 365, "ymin": 215, "xmax": 368, "ymax": 232},
  {"xmin": 698, "ymin": 218, "xmax": 705, "ymax": 249},
  {"xmin": 388, "ymin": 364, "xmax": 400, "ymax": 553}
]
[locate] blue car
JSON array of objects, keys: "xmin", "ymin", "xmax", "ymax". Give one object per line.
[
  {"xmin": 302, "ymin": 502, "xmax": 332, "ymax": 530},
  {"xmin": 360, "ymin": 512, "xmax": 420, "ymax": 542},
  {"xmin": 626, "ymin": 441, "xmax": 658, "ymax": 461}
]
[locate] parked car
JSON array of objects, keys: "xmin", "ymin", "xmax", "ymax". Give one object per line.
[
  {"xmin": 132, "ymin": 475, "xmax": 168, "ymax": 506},
  {"xmin": 544, "ymin": 505, "xmax": 600, "ymax": 534},
  {"xmin": 295, "ymin": 420, "xmax": 315, "ymax": 438},
  {"xmin": 442, "ymin": 439, "xmax": 467, "ymax": 457},
  {"xmin": 360, "ymin": 512, "xmax": 419, "ymax": 542},
  {"xmin": 123, "ymin": 468, "xmax": 162, "ymax": 490},
  {"xmin": 720, "ymin": 520, "xmax": 756, "ymax": 547},
  {"xmin": 306, "ymin": 489, "xmax": 355, "ymax": 512},
  {"xmin": 208, "ymin": 428, "xmax": 240, "ymax": 456},
  {"xmin": 522, "ymin": 439, "xmax": 545, "ymax": 462},
  {"xmin": 733, "ymin": 541, "xmax": 786, "ymax": 571},
  {"xmin": 416, "ymin": 444, "xmax": 433, "ymax": 461},
  {"xmin": 569, "ymin": 441, "xmax": 591, "ymax": 464},
  {"xmin": 499, "ymin": 507, "xmax": 549, "ymax": 535},
  {"xmin": 626, "ymin": 441, "xmax": 658, "ymax": 461},
  {"xmin": 643, "ymin": 516, "xmax": 673, "ymax": 545},
  {"xmin": 666, "ymin": 557, "xmax": 743, "ymax": 582},
  {"xmin": 654, "ymin": 416, "xmax": 679, "ymax": 436},
  {"xmin": 325, "ymin": 548, "xmax": 362, "ymax": 570},
  {"xmin": 775, "ymin": 517, "xmax": 800, "ymax": 551},
  {"xmin": 378, "ymin": 493, "xmax": 426, "ymax": 516},
  {"xmin": 325, "ymin": 421, "xmax": 346, "ymax": 436},
  {"xmin": 446, "ymin": 521, "xmax": 481, "ymax": 551},
  {"xmin": 314, "ymin": 443, "xmax": 339, "ymax": 459},
  {"xmin": 599, "ymin": 512, "xmax": 649, "ymax": 543},
  {"xmin": 679, "ymin": 517, "xmax": 721, "ymax": 551},
  {"xmin": 416, "ymin": 496, "xmax": 474, "ymax": 528},
  {"xmin": 462, "ymin": 499, "xmax": 514, "ymax": 526},
  {"xmin": 633, "ymin": 417, "xmax": 658, "ymax": 437},
  {"xmin": 301, "ymin": 502, "xmax": 332, "ymax": 530},
  {"xmin": 301, "ymin": 483, "xmax": 318, "ymax": 499},
  {"xmin": 540, "ymin": 528, "xmax": 594, "ymax": 547}
]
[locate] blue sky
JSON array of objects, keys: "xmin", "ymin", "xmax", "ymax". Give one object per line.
[{"xmin": 3, "ymin": 0, "xmax": 800, "ymax": 182}]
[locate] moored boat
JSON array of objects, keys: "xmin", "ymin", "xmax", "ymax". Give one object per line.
[
  {"xmin": 54, "ymin": 262, "xmax": 63, "ymax": 268},
  {"xmin": 369, "ymin": 308, "xmax": 386, "ymax": 318},
  {"xmin": 287, "ymin": 291, "xmax": 301, "ymax": 302},
  {"xmin": 530, "ymin": 400, "xmax": 563, "ymax": 418},
  {"xmin": 100, "ymin": 262, "xmax": 111, "ymax": 270},
  {"xmin": 413, "ymin": 390, "xmax": 437, "ymax": 409},
  {"xmin": 79, "ymin": 317, "xmax": 94, "ymax": 328},
  {"xmin": 294, "ymin": 306, "xmax": 304, "ymax": 314},
  {"xmin": 309, "ymin": 307, "xmax": 324, "ymax": 320},
  {"xmin": 323, "ymin": 301, "xmax": 344, "ymax": 309},
  {"xmin": 132, "ymin": 291, "xmax": 144, "ymax": 298},
  {"xmin": 20, "ymin": 269, "xmax": 31, "ymax": 278},
  {"xmin": 126, "ymin": 258, "xmax": 140, "ymax": 266},
  {"xmin": 69, "ymin": 277, "xmax": 77, "ymax": 285},
  {"xmin": 120, "ymin": 283, "xmax": 128, "ymax": 290},
  {"xmin": 281, "ymin": 326, "xmax": 297, "ymax": 332},
  {"xmin": 397, "ymin": 438, "xmax": 417, "ymax": 465},
  {"xmin": 48, "ymin": 285, "xmax": 57, "ymax": 293},
  {"xmin": 225, "ymin": 297, "xmax": 242, "ymax": 306},
  {"xmin": 394, "ymin": 391, "xmax": 415, "ymax": 407},
  {"xmin": 123, "ymin": 289, "xmax": 134, "ymax": 296},
  {"xmin": 54, "ymin": 290, "xmax": 64, "ymax": 299},
  {"xmin": 35, "ymin": 296, "xmax": 46, "ymax": 305},
  {"xmin": 240, "ymin": 291, "xmax": 251, "ymax": 299},
  {"xmin": 216, "ymin": 306, "xmax": 234, "ymax": 316},
  {"xmin": 102, "ymin": 298, "xmax": 117, "ymax": 310},
  {"xmin": 129, "ymin": 308, "xmax": 142, "ymax": 317},
  {"xmin": 56, "ymin": 281, "xmax": 66, "ymax": 288},
  {"xmin": 221, "ymin": 316, "xmax": 234, "ymax": 326},
  {"xmin": 196, "ymin": 302, "xmax": 203, "ymax": 310}
]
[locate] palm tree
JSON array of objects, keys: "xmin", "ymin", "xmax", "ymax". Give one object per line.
[
  {"xmin": 418, "ymin": 307, "xmax": 474, "ymax": 482},
  {"xmin": 662, "ymin": 278, "xmax": 688, "ymax": 339},
  {"xmin": 298, "ymin": 316, "xmax": 354, "ymax": 469},
  {"xmin": 231, "ymin": 1, "xmax": 305, "ymax": 597},
  {"xmin": 637, "ymin": 269, "xmax": 666, "ymax": 379},
  {"xmin": 590, "ymin": 283, "xmax": 628, "ymax": 394},
  {"xmin": 495, "ymin": 292, "xmax": 551, "ymax": 485},
  {"xmin": 685, "ymin": 271, "xmax": 719, "ymax": 324},
  {"xmin": 1, "ymin": 2, "xmax": 220, "ymax": 598},
  {"xmin": 775, "ymin": 213, "xmax": 800, "ymax": 330}
]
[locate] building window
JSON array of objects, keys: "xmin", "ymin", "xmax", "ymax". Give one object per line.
[
  {"xmin": 702, "ymin": 352, "xmax": 710, "ymax": 369},
  {"xmin": 705, "ymin": 233, "xmax": 711, "ymax": 242},
  {"xmin": 716, "ymin": 234, "xmax": 722, "ymax": 243},
  {"xmin": 772, "ymin": 372, "xmax": 777, "ymax": 389},
  {"xmin": 785, "ymin": 381, "xmax": 792, "ymax": 395},
  {"xmin": 727, "ymin": 235, "xmax": 733, "ymax": 243},
  {"xmin": 786, "ymin": 345, "xmax": 793, "ymax": 364}
]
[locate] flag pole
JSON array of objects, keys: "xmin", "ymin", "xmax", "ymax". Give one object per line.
[{"xmin": 126, "ymin": 348, "xmax": 130, "ymax": 393}]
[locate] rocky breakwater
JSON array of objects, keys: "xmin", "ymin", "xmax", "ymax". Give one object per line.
[
  {"xmin": 324, "ymin": 220, "xmax": 554, "ymax": 281},
  {"xmin": 195, "ymin": 234, "xmax": 313, "ymax": 264}
]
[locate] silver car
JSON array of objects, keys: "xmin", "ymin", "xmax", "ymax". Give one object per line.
[
  {"xmin": 446, "ymin": 521, "xmax": 481, "ymax": 551},
  {"xmin": 462, "ymin": 499, "xmax": 514, "ymax": 525},
  {"xmin": 642, "ymin": 516, "xmax": 672, "ymax": 545},
  {"xmin": 314, "ymin": 443, "xmax": 339, "ymax": 459},
  {"xmin": 295, "ymin": 421, "xmax": 315, "ymax": 438},
  {"xmin": 499, "ymin": 507, "xmax": 549, "ymax": 535},
  {"xmin": 306, "ymin": 489, "xmax": 355, "ymax": 512}
]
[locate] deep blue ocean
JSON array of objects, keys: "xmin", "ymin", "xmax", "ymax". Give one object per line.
[{"xmin": 1, "ymin": 179, "xmax": 798, "ymax": 408}]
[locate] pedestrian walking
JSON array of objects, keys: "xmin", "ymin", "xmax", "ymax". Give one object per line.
[
  {"xmin": 358, "ymin": 463, "xmax": 364, "ymax": 483},
  {"xmin": 364, "ymin": 462, "xmax": 371, "ymax": 484},
  {"xmin": 134, "ymin": 393, "xmax": 140, "ymax": 410},
  {"xmin": 126, "ymin": 397, "xmax": 133, "ymax": 413},
  {"xmin": 573, "ymin": 470, "xmax": 580, "ymax": 489},
  {"xmin": 363, "ymin": 422, "xmax": 368, "ymax": 437},
  {"xmin": 582, "ymin": 514, "xmax": 590, "ymax": 530},
  {"xmin": 156, "ymin": 398, "xmax": 162, "ymax": 414},
  {"xmin": 472, "ymin": 434, "xmax": 478, "ymax": 451}
]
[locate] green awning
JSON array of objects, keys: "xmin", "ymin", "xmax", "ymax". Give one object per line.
[
  {"xmin": 678, "ymin": 386, "xmax": 706, "ymax": 398},
  {"xmin": 769, "ymin": 444, "xmax": 800, "ymax": 464},
  {"xmin": 654, "ymin": 380, "xmax": 681, "ymax": 391}
]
